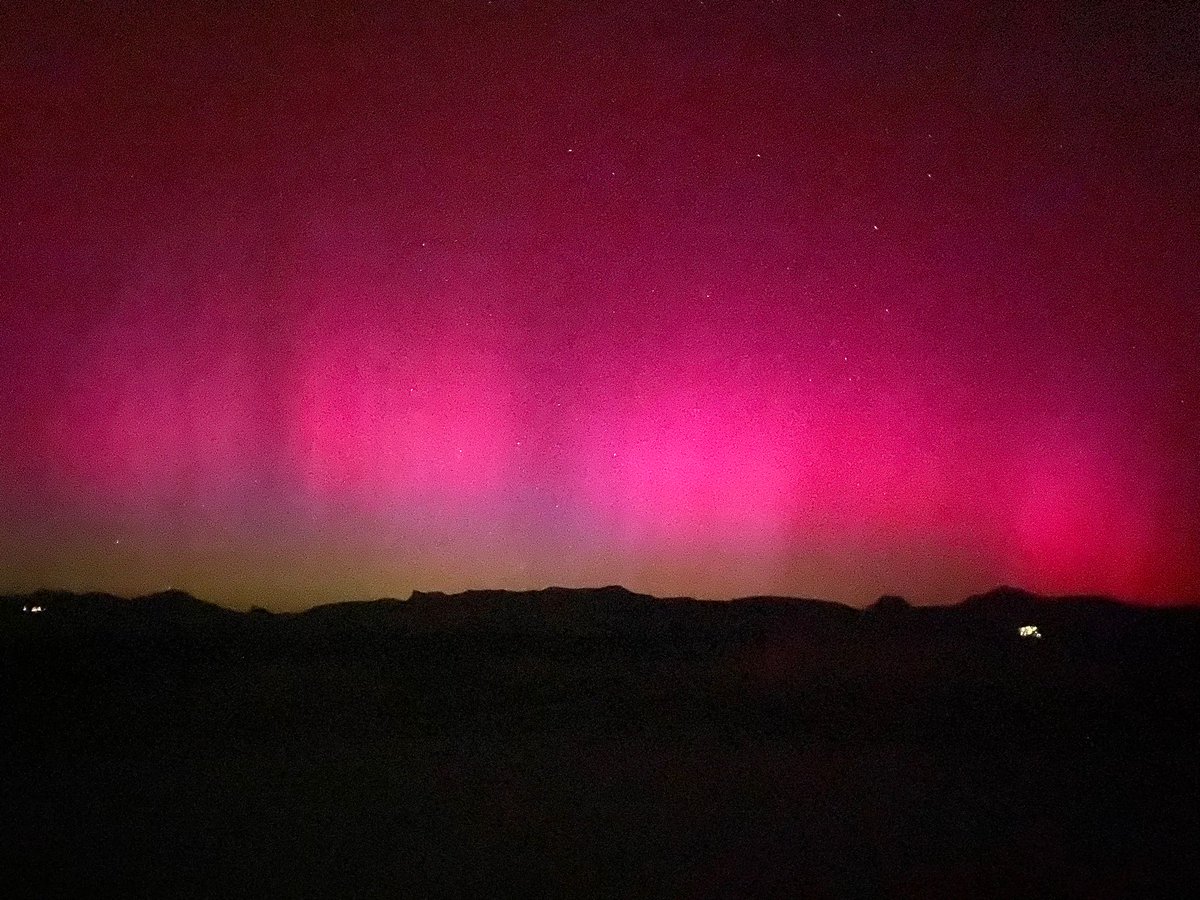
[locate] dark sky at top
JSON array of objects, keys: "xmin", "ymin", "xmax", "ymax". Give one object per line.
[{"xmin": 2, "ymin": 0, "xmax": 1198, "ymax": 608}]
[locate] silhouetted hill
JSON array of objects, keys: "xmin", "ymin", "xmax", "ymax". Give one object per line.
[
  {"xmin": 952, "ymin": 584, "xmax": 1182, "ymax": 648},
  {"xmin": 4, "ymin": 583, "xmax": 1196, "ymax": 638},
  {"xmin": 959, "ymin": 584, "xmax": 1134, "ymax": 618},
  {"xmin": 1, "ymin": 588, "xmax": 236, "ymax": 627},
  {"xmin": 294, "ymin": 595, "xmax": 409, "ymax": 622},
  {"xmin": 4, "ymin": 582, "xmax": 1200, "ymax": 896}
]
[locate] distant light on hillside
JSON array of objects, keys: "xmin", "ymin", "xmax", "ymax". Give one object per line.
[{"xmin": 1018, "ymin": 625, "xmax": 1042, "ymax": 639}]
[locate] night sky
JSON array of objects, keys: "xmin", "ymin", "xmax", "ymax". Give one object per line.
[{"xmin": 3, "ymin": 1, "xmax": 1198, "ymax": 609}]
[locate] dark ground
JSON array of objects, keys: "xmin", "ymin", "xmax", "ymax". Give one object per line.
[{"xmin": 3, "ymin": 586, "xmax": 1198, "ymax": 898}]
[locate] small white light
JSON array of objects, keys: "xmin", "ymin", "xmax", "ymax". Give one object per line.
[{"xmin": 1018, "ymin": 625, "xmax": 1042, "ymax": 639}]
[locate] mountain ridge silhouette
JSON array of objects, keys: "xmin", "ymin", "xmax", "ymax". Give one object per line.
[{"xmin": 5, "ymin": 584, "xmax": 1196, "ymax": 641}]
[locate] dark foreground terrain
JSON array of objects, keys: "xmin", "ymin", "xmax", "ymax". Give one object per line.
[{"xmin": 3, "ymin": 585, "xmax": 1199, "ymax": 898}]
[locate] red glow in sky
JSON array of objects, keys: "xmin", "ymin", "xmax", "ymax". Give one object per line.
[{"xmin": 2, "ymin": 1, "xmax": 1197, "ymax": 608}]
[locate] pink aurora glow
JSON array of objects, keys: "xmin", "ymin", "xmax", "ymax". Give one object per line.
[{"xmin": 2, "ymin": 2, "xmax": 1197, "ymax": 607}]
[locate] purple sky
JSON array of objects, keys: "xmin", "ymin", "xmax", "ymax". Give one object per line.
[{"xmin": 2, "ymin": 1, "xmax": 1198, "ymax": 608}]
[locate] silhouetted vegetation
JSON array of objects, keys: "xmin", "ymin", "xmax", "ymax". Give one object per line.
[{"xmin": 3, "ymin": 586, "xmax": 1198, "ymax": 897}]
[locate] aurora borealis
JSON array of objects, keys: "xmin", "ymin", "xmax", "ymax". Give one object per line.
[{"xmin": 2, "ymin": 1, "xmax": 1197, "ymax": 608}]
